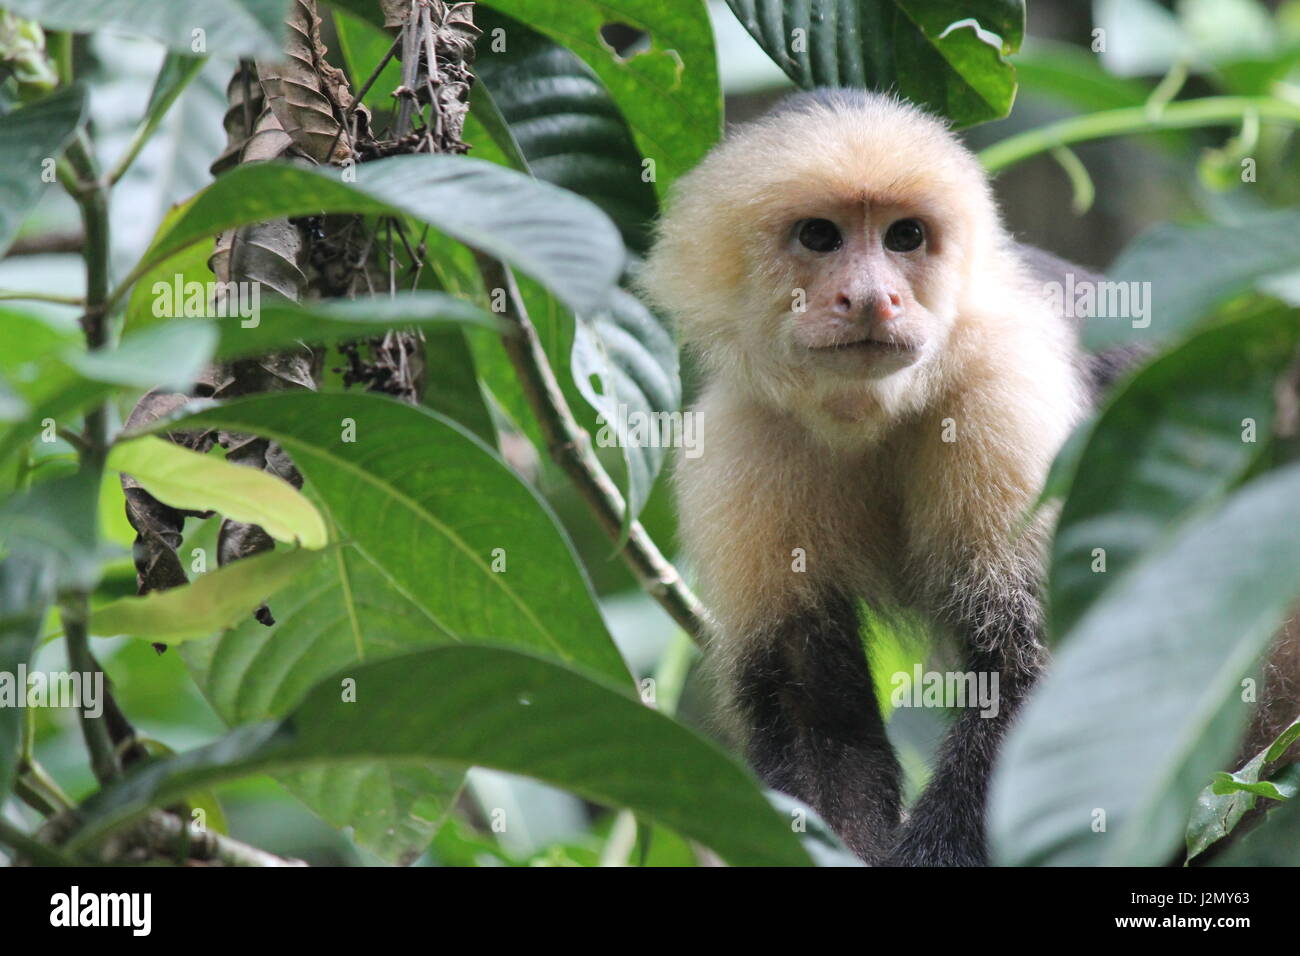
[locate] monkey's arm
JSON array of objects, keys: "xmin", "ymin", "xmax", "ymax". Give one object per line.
[
  {"xmin": 735, "ymin": 596, "xmax": 903, "ymax": 863},
  {"xmin": 886, "ymin": 592, "xmax": 1044, "ymax": 866}
]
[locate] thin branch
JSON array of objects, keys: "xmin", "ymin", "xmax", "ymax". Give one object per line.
[
  {"xmin": 60, "ymin": 599, "xmax": 119, "ymax": 783},
  {"xmin": 979, "ymin": 95, "xmax": 1300, "ymax": 173},
  {"xmin": 0, "ymin": 290, "xmax": 84, "ymax": 305},
  {"xmin": 477, "ymin": 256, "xmax": 709, "ymax": 646},
  {"xmin": 4, "ymin": 231, "xmax": 84, "ymax": 256}
]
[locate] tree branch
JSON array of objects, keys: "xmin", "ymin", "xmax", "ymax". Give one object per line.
[{"xmin": 478, "ymin": 256, "xmax": 709, "ymax": 646}]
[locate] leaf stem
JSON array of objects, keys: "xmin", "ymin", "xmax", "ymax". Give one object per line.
[
  {"xmin": 479, "ymin": 256, "xmax": 709, "ymax": 646},
  {"xmin": 979, "ymin": 95, "xmax": 1300, "ymax": 173}
]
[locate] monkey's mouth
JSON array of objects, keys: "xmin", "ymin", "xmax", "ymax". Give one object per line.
[{"xmin": 807, "ymin": 337, "xmax": 916, "ymax": 354}]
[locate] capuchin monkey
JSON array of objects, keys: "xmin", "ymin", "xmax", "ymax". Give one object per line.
[{"xmin": 639, "ymin": 89, "xmax": 1146, "ymax": 866}]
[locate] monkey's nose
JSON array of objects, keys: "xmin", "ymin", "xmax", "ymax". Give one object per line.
[
  {"xmin": 833, "ymin": 290, "xmax": 901, "ymax": 320},
  {"xmin": 874, "ymin": 291, "xmax": 903, "ymax": 321}
]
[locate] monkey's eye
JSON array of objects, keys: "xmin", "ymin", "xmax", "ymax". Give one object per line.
[
  {"xmin": 796, "ymin": 218, "xmax": 842, "ymax": 253},
  {"xmin": 883, "ymin": 218, "xmax": 925, "ymax": 253}
]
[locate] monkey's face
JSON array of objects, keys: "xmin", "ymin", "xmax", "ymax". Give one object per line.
[
  {"xmin": 774, "ymin": 197, "xmax": 956, "ymax": 381},
  {"xmin": 640, "ymin": 91, "xmax": 1001, "ymax": 427}
]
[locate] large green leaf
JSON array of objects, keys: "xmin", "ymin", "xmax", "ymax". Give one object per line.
[
  {"xmin": 472, "ymin": 8, "xmax": 659, "ymax": 255},
  {"xmin": 181, "ymin": 538, "xmax": 467, "ymax": 863},
  {"xmin": 329, "ymin": 0, "xmax": 721, "ymax": 197},
  {"xmin": 127, "ymin": 156, "xmax": 625, "ymax": 318},
  {"xmin": 2, "ymin": 0, "xmax": 289, "ymax": 57},
  {"xmin": 1050, "ymin": 308, "xmax": 1300, "ymax": 639},
  {"xmin": 90, "ymin": 547, "xmax": 321, "ymax": 644},
  {"xmin": 725, "ymin": 0, "xmax": 1024, "ymax": 127},
  {"xmin": 0, "ymin": 85, "xmax": 85, "ymax": 256},
  {"xmin": 990, "ymin": 461, "xmax": 1300, "ymax": 866},
  {"xmin": 1088, "ymin": 211, "xmax": 1300, "ymax": 353},
  {"xmin": 153, "ymin": 392, "xmax": 631, "ymax": 685},
  {"xmin": 68, "ymin": 645, "xmax": 811, "ymax": 866}
]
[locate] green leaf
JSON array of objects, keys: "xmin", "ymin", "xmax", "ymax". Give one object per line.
[
  {"xmin": 2, "ymin": 0, "xmax": 289, "ymax": 57},
  {"xmin": 1050, "ymin": 308, "xmax": 1300, "ymax": 639},
  {"xmin": 1210, "ymin": 771, "xmax": 1296, "ymax": 800},
  {"xmin": 472, "ymin": 7, "xmax": 659, "ymax": 254},
  {"xmin": 0, "ymin": 85, "xmax": 85, "ymax": 256},
  {"xmin": 0, "ymin": 558, "xmax": 55, "ymax": 799},
  {"xmin": 990, "ymin": 461, "xmax": 1300, "ymax": 866},
  {"xmin": 574, "ymin": 289, "xmax": 681, "ymax": 528},
  {"xmin": 91, "ymin": 547, "xmax": 321, "ymax": 644},
  {"xmin": 725, "ymin": 0, "xmax": 1025, "ymax": 128},
  {"xmin": 1088, "ymin": 212, "xmax": 1300, "ymax": 353},
  {"xmin": 107, "ymin": 436, "xmax": 328, "ymax": 549},
  {"xmin": 329, "ymin": 0, "xmax": 722, "ymax": 196},
  {"xmin": 157, "ymin": 392, "xmax": 631, "ymax": 685},
  {"xmin": 69, "ymin": 645, "xmax": 811, "ymax": 866},
  {"xmin": 130, "ymin": 156, "xmax": 625, "ymax": 317},
  {"xmin": 180, "ymin": 540, "xmax": 467, "ymax": 863}
]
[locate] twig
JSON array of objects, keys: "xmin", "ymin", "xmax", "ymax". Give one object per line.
[
  {"xmin": 4, "ymin": 231, "xmax": 84, "ymax": 256},
  {"xmin": 477, "ymin": 256, "xmax": 709, "ymax": 646},
  {"xmin": 0, "ymin": 290, "xmax": 84, "ymax": 305}
]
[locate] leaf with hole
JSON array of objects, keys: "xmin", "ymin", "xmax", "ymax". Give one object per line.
[{"xmin": 725, "ymin": 0, "xmax": 1024, "ymax": 128}]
